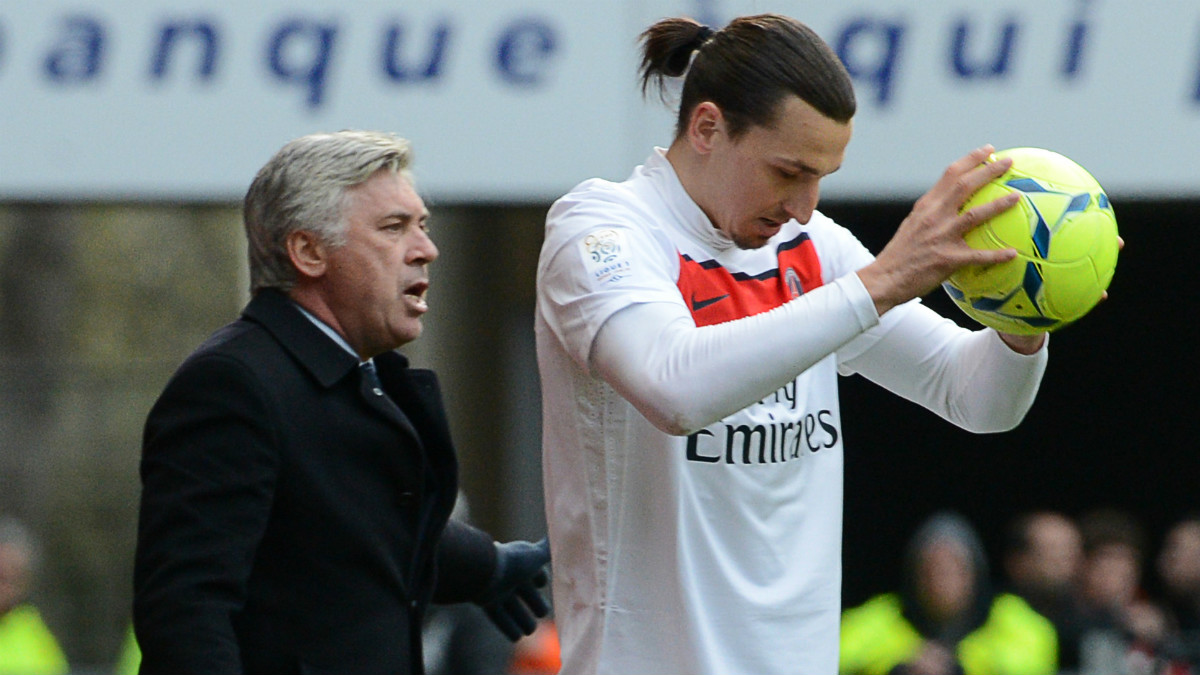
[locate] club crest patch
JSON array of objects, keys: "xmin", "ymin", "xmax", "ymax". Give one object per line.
[{"xmin": 785, "ymin": 267, "xmax": 804, "ymax": 298}]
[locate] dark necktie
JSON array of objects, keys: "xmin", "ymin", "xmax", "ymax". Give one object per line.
[{"xmin": 361, "ymin": 360, "xmax": 386, "ymax": 397}]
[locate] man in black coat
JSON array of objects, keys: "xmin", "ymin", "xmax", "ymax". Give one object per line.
[{"xmin": 134, "ymin": 130, "xmax": 550, "ymax": 675}]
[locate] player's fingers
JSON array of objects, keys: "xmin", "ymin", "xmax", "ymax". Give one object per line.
[
  {"xmin": 944, "ymin": 144, "xmax": 996, "ymax": 177},
  {"xmin": 956, "ymin": 191, "xmax": 1020, "ymax": 235},
  {"xmin": 940, "ymin": 145, "xmax": 1004, "ymax": 186},
  {"xmin": 953, "ymin": 154, "xmax": 1013, "ymax": 202},
  {"xmin": 964, "ymin": 245, "xmax": 1019, "ymax": 268},
  {"xmin": 929, "ymin": 147, "xmax": 1011, "ymax": 213}
]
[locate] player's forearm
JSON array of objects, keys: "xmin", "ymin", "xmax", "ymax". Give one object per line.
[
  {"xmin": 845, "ymin": 306, "xmax": 1048, "ymax": 433},
  {"xmin": 946, "ymin": 329, "xmax": 1048, "ymax": 432},
  {"xmin": 591, "ymin": 274, "xmax": 878, "ymax": 435},
  {"xmin": 997, "ymin": 331, "xmax": 1047, "ymax": 355}
]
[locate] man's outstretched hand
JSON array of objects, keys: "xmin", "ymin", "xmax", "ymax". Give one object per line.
[{"xmin": 477, "ymin": 537, "xmax": 551, "ymax": 641}]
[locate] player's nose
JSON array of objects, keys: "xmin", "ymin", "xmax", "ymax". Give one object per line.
[{"xmin": 783, "ymin": 183, "xmax": 819, "ymax": 225}]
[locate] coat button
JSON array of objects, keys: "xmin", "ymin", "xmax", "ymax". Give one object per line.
[{"xmin": 372, "ymin": 387, "xmax": 384, "ymax": 396}]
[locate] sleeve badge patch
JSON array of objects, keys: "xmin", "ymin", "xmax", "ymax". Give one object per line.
[{"xmin": 581, "ymin": 229, "xmax": 632, "ymax": 285}]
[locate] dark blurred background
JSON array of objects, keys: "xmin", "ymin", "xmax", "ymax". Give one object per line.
[{"xmin": 832, "ymin": 198, "xmax": 1199, "ymax": 608}]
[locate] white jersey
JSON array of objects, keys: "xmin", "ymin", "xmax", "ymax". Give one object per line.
[{"xmin": 535, "ymin": 149, "xmax": 1048, "ymax": 675}]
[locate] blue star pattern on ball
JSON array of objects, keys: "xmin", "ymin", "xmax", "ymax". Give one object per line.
[{"xmin": 1000, "ymin": 178, "xmax": 1097, "ymax": 323}]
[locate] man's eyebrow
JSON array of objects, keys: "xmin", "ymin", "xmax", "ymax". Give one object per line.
[
  {"xmin": 779, "ymin": 158, "xmax": 841, "ymax": 176},
  {"xmin": 382, "ymin": 209, "xmax": 430, "ymax": 223}
]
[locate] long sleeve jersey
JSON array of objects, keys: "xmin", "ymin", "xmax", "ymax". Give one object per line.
[{"xmin": 535, "ymin": 148, "xmax": 1048, "ymax": 675}]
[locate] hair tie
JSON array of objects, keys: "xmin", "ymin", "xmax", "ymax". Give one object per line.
[{"xmin": 696, "ymin": 25, "xmax": 715, "ymax": 42}]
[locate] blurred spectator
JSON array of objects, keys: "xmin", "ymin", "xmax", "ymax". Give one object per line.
[
  {"xmin": 840, "ymin": 511, "xmax": 1057, "ymax": 675},
  {"xmin": 1003, "ymin": 510, "xmax": 1091, "ymax": 672},
  {"xmin": 1158, "ymin": 515, "xmax": 1200, "ymax": 632},
  {"xmin": 0, "ymin": 516, "xmax": 69, "ymax": 675},
  {"xmin": 1155, "ymin": 514, "xmax": 1200, "ymax": 670},
  {"xmin": 1075, "ymin": 507, "xmax": 1169, "ymax": 675}
]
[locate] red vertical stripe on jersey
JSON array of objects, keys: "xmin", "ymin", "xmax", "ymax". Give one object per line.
[{"xmin": 677, "ymin": 233, "xmax": 824, "ymax": 327}]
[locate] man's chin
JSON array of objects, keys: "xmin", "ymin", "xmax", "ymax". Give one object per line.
[
  {"xmin": 732, "ymin": 235, "xmax": 772, "ymax": 250},
  {"xmin": 377, "ymin": 321, "xmax": 423, "ymax": 353},
  {"xmin": 395, "ymin": 324, "xmax": 422, "ymax": 348}
]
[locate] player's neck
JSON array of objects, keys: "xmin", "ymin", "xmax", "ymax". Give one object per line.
[{"xmin": 664, "ymin": 141, "xmax": 720, "ymax": 228}]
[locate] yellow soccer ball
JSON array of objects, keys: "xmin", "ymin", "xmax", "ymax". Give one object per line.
[{"xmin": 943, "ymin": 147, "xmax": 1120, "ymax": 334}]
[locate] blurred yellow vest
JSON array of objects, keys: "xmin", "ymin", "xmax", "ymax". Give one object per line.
[
  {"xmin": 839, "ymin": 592, "xmax": 1057, "ymax": 675},
  {"xmin": 0, "ymin": 604, "xmax": 69, "ymax": 675}
]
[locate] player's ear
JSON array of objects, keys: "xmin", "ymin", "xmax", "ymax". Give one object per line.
[
  {"xmin": 685, "ymin": 101, "xmax": 725, "ymax": 155},
  {"xmin": 287, "ymin": 230, "xmax": 328, "ymax": 279}
]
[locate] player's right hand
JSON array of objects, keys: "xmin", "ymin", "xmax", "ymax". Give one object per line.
[{"xmin": 857, "ymin": 145, "xmax": 1020, "ymax": 316}]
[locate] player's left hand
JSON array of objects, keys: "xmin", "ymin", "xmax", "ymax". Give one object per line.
[
  {"xmin": 1099, "ymin": 235, "xmax": 1126, "ymax": 302},
  {"xmin": 476, "ymin": 537, "xmax": 551, "ymax": 641}
]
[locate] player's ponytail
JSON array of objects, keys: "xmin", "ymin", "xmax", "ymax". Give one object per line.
[
  {"xmin": 637, "ymin": 14, "xmax": 856, "ymax": 141},
  {"xmin": 639, "ymin": 18, "xmax": 714, "ymax": 99}
]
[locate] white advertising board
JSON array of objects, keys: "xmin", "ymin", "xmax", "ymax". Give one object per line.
[{"xmin": 1, "ymin": 1, "xmax": 1198, "ymax": 201}]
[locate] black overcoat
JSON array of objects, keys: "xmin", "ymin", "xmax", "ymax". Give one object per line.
[{"xmin": 134, "ymin": 289, "xmax": 496, "ymax": 675}]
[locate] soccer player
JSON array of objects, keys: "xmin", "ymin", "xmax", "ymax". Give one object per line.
[{"xmin": 535, "ymin": 15, "xmax": 1049, "ymax": 674}]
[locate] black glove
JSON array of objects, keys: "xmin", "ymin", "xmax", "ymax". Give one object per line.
[{"xmin": 476, "ymin": 537, "xmax": 551, "ymax": 641}]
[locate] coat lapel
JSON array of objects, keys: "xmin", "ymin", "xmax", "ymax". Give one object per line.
[
  {"xmin": 242, "ymin": 289, "xmax": 424, "ymax": 443},
  {"xmin": 358, "ymin": 360, "xmax": 421, "ymax": 442}
]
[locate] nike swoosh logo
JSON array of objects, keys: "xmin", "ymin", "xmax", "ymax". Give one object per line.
[{"xmin": 691, "ymin": 293, "xmax": 729, "ymax": 311}]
